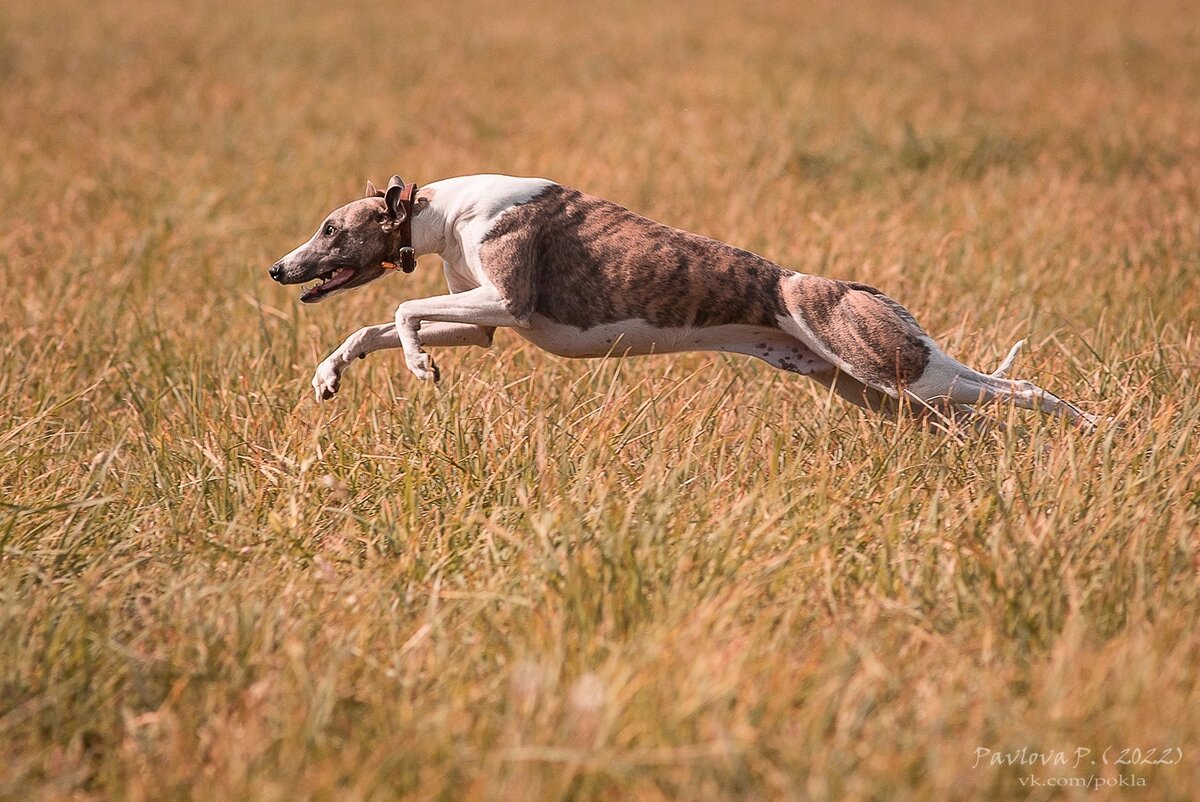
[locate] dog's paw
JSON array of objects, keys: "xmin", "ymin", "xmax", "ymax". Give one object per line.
[
  {"xmin": 1079, "ymin": 412, "xmax": 1125, "ymax": 433},
  {"xmin": 312, "ymin": 361, "xmax": 342, "ymax": 401},
  {"xmin": 406, "ymin": 351, "xmax": 440, "ymax": 382}
]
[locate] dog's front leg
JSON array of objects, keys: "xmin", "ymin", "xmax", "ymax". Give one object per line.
[
  {"xmin": 313, "ymin": 323, "xmax": 394, "ymax": 400},
  {"xmin": 396, "ymin": 285, "xmax": 522, "ymax": 381},
  {"xmin": 314, "ymin": 321, "xmax": 495, "ymax": 400}
]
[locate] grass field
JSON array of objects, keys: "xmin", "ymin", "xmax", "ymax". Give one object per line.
[{"xmin": 2, "ymin": 0, "xmax": 1199, "ymax": 799}]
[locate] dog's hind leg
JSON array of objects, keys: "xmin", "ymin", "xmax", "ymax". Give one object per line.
[
  {"xmin": 810, "ymin": 370, "xmax": 1007, "ymax": 433},
  {"xmin": 808, "ymin": 369, "xmax": 899, "ymax": 416},
  {"xmin": 776, "ymin": 273, "xmax": 931, "ymax": 407},
  {"xmin": 907, "ymin": 351, "xmax": 1100, "ymax": 429},
  {"xmin": 775, "ymin": 273, "xmax": 1097, "ymax": 429}
]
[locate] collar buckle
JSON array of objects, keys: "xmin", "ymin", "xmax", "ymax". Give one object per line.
[{"xmin": 397, "ymin": 246, "xmax": 416, "ymax": 273}]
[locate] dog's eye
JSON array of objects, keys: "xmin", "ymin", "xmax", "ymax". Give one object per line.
[{"xmin": 323, "ymin": 224, "xmax": 337, "ymax": 237}]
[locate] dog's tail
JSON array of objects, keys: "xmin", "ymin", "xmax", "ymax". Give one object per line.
[{"xmin": 989, "ymin": 339, "xmax": 1025, "ymax": 378}]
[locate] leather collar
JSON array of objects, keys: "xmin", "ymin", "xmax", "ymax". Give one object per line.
[{"xmin": 382, "ymin": 182, "xmax": 418, "ymax": 273}]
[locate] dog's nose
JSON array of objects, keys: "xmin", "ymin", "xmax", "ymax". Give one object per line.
[{"xmin": 269, "ymin": 262, "xmax": 284, "ymax": 281}]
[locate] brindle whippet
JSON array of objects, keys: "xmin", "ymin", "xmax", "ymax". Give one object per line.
[{"xmin": 269, "ymin": 174, "xmax": 1099, "ymax": 429}]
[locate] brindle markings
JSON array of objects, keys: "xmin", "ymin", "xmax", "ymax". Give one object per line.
[
  {"xmin": 783, "ymin": 275, "xmax": 931, "ymax": 390},
  {"xmin": 480, "ymin": 186, "xmax": 929, "ymax": 390},
  {"xmin": 480, "ymin": 186, "xmax": 790, "ymax": 330}
]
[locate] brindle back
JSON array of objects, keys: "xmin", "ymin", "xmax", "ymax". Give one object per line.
[{"xmin": 480, "ymin": 185, "xmax": 790, "ymax": 330}]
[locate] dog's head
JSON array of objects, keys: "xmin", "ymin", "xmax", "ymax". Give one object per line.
[{"xmin": 269, "ymin": 175, "xmax": 416, "ymax": 303}]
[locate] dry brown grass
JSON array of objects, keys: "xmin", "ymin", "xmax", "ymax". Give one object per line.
[{"xmin": 2, "ymin": 0, "xmax": 1199, "ymax": 799}]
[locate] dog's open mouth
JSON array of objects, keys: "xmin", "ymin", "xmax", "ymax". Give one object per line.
[{"xmin": 300, "ymin": 267, "xmax": 356, "ymax": 303}]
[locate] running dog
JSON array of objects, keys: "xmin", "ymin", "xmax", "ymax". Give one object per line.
[{"xmin": 269, "ymin": 174, "xmax": 1099, "ymax": 429}]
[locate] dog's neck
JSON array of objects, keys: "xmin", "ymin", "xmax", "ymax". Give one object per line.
[
  {"xmin": 400, "ymin": 175, "xmax": 557, "ymax": 268},
  {"xmin": 406, "ymin": 189, "xmax": 448, "ymax": 260}
]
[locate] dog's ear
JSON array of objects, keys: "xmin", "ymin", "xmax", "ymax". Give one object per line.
[
  {"xmin": 365, "ymin": 180, "xmax": 382, "ymax": 199},
  {"xmin": 384, "ymin": 175, "xmax": 409, "ymax": 223}
]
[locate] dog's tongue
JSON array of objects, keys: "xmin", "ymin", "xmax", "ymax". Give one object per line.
[{"xmin": 301, "ymin": 267, "xmax": 356, "ymax": 302}]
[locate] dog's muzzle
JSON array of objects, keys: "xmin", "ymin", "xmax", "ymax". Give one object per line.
[{"xmin": 269, "ymin": 262, "xmax": 286, "ymax": 282}]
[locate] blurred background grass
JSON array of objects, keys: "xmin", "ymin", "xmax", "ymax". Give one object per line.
[{"xmin": 1, "ymin": 0, "xmax": 1198, "ymax": 799}]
